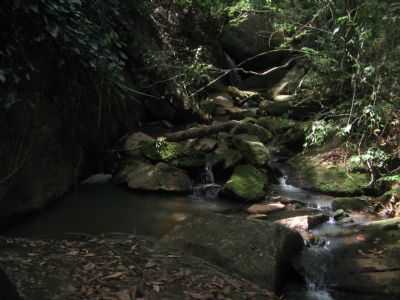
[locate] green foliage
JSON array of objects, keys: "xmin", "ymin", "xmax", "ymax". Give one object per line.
[
  {"xmin": 350, "ymin": 148, "xmax": 390, "ymax": 170},
  {"xmin": 379, "ymin": 174, "xmax": 400, "ymax": 183},
  {"xmin": 174, "ymin": 0, "xmax": 276, "ymax": 22},
  {"xmin": 304, "ymin": 120, "xmax": 336, "ymax": 148},
  {"xmin": 0, "ymin": 0, "xmax": 131, "ymax": 109}
]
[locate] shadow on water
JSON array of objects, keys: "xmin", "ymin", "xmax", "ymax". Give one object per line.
[
  {"xmin": 4, "ymin": 174, "xmax": 238, "ymax": 239},
  {"xmin": 4, "ymin": 169, "xmax": 393, "ymax": 300}
]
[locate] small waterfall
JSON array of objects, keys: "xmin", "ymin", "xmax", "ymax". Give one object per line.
[
  {"xmin": 193, "ymin": 161, "xmax": 221, "ymax": 200},
  {"xmin": 224, "ymin": 52, "xmax": 242, "ymax": 86},
  {"xmin": 202, "ymin": 161, "xmax": 215, "ymax": 184}
]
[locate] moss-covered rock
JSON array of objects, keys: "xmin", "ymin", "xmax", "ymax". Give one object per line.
[
  {"xmin": 223, "ymin": 164, "xmax": 268, "ymax": 201},
  {"xmin": 332, "ymin": 196, "xmax": 370, "ymax": 211},
  {"xmin": 288, "ymin": 152, "xmax": 370, "ymax": 196},
  {"xmin": 232, "ymin": 121, "xmax": 273, "ymax": 144},
  {"xmin": 233, "ymin": 134, "xmax": 271, "ymax": 166},
  {"xmin": 124, "ymin": 132, "xmax": 154, "ymax": 157}
]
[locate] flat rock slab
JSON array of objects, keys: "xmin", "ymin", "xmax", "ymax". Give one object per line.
[
  {"xmin": 0, "ymin": 235, "xmax": 276, "ymax": 300},
  {"xmin": 327, "ymin": 224, "xmax": 400, "ymax": 299},
  {"xmin": 275, "ymin": 214, "xmax": 329, "ymax": 232},
  {"xmin": 332, "ymin": 257, "xmax": 400, "ymax": 296},
  {"xmin": 246, "ymin": 202, "xmax": 286, "ymax": 214},
  {"xmin": 159, "ymin": 213, "xmax": 304, "ymax": 291}
]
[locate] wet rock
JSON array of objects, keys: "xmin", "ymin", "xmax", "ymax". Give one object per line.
[
  {"xmin": 223, "ymin": 165, "xmax": 268, "ymax": 202},
  {"xmin": 332, "ymin": 196, "xmax": 369, "ymax": 211},
  {"xmin": 160, "ymin": 213, "xmax": 304, "ymax": 291},
  {"xmin": 115, "ymin": 160, "xmax": 192, "ymax": 193},
  {"xmin": 247, "ymin": 202, "xmax": 286, "ymax": 214},
  {"xmin": 275, "ymin": 214, "xmax": 329, "ymax": 232},
  {"xmin": 232, "ymin": 134, "xmax": 271, "ymax": 166},
  {"xmin": 193, "ymin": 183, "xmax": 222, "ymax": 200}
]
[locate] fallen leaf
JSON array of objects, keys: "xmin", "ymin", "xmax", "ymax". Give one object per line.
[{"xmin": 102, "ymin": 272, "xmax": 126, "ymax": 280}]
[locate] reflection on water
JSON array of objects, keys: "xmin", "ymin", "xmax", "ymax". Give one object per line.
[{"xmin": 5, "ymin": 178, "xmax": 237, "ymax": 239}]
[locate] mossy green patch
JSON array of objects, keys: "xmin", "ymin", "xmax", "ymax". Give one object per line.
[
  {"xmin": 142, "ymin": 140, "xmax": 184, "ymax": 162},
  {"xmin": 289, "ymin": 154, "xmax": 370, "ymax": 196},
  {"xmin": 232, "ymin": 134, "xmax": 270, "ymax": 166},
  {"xmin": 224, "ymin": 165, "xmax": 268, "ymax": 201}
]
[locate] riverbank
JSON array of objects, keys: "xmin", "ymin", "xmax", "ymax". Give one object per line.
[{"xmin": 0, "ymin": 234, "xmax": 276, "ymax": 300}]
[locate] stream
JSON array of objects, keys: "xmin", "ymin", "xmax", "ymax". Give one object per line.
[{"xmin": 3, "ymin": 170, "xmax": 387, "ymax": 300}]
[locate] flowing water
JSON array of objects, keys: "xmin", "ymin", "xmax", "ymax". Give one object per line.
[
  {"xmin": 275, "ymin": 173, "xmax": 385, "ymax": 300},
  {"xmin": 4, "ymin": 169, "xmax": 385, "ymax": 299}
]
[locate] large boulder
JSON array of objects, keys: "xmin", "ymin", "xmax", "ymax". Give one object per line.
[
  {"xmin": 332, "ymin": 196, "xmax": 370, "ymax": 212},
  {"xmin": 221, "ymin": 14, "xmax": 272, "ymax": 60},
  {"xmin": 115, "ymin": 160, "xmax": 192, "ymax": 193},
  {"xmin": 0, "ymin": 236, "xmax": 277, "ymax": 300},
  {"xmin": 326, "ymin": 223, "xmax": 400, "ymax": 299},
  {"xmin": 159, "ymin": 213, "xmax": 304, "ymax": 291},
  {"xmin": 233, "ymin": 134, "xmax": 271, "ymax": 166},
  {"xmin": 288, "ymin": 150, "xmax": 371, "ymax": 196},
  {"xmin": 123, "ymin": 132, "xmax": 154, "ymax": 157},
  {"xmin": 223, "ymin": 164, "xmax": 268, "ymax": 202}
]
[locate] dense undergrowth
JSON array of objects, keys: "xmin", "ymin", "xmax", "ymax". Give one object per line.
[
  {"xmin": 174, "ymin": 0, "xmax": 400, "ymax": 183},
  {"xmin": 1, "ymin": 0, "xmax": 399, "ymax": 185}
]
